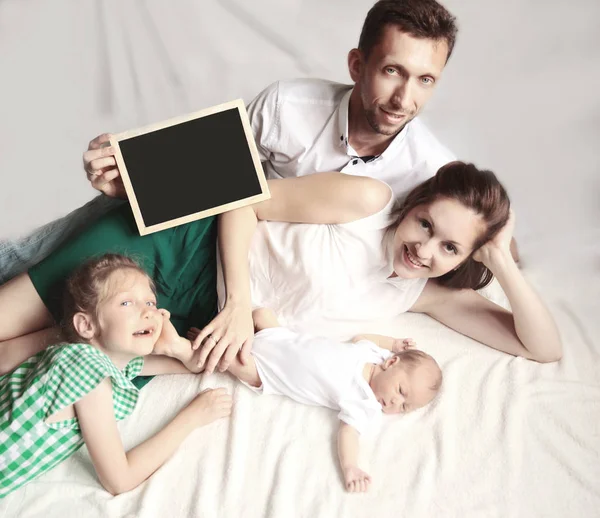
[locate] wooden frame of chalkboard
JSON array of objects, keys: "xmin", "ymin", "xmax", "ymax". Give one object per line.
[{"xmin": 109, "ymin": 99, "xmax": 270, "ymax": 236}]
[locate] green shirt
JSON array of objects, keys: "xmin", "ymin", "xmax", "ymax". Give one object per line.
[{"xmin": 0, "ymin": 343, "xmax": 143, "ymax": 498}]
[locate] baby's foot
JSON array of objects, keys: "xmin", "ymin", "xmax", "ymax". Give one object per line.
[{"xmin": 186, "ymin": 327, "xmax": 201, "ymax": 343}]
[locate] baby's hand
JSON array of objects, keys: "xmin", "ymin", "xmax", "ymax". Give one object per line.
[
  {"xmin": 392, "ymin": 338, "xmax": 416, "ymax": 353},
  {"xmin": 344, "ymin": 466, "xmax": 372, "ymax": 493}
]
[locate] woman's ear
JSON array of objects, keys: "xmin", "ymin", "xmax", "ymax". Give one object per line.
[
  {"xmin": 347, "ymin": 48, "xmax": 364, "ymax": 83},
  {"xmin": 72, "ymin": 312, "xmax": 96, "ymax": 340}
]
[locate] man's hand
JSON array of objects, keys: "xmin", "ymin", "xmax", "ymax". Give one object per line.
[{"xmin": 83, "ymin": 133, "xmax": 126, "ymax": 198}]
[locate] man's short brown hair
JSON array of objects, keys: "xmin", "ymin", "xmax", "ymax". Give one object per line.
[{"xmin": 358, "ymin": 0, "xmax": 458, "ymax": 61}]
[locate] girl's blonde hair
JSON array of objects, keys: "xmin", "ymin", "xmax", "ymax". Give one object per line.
[{"xmin": 62, "ymin": 254, "xmax": 156, "ymax": 343}]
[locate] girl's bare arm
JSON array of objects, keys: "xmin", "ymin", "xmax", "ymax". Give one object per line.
[{"xmin": 75, "ymin": 379, "xmax": 231, "ymax": 495}]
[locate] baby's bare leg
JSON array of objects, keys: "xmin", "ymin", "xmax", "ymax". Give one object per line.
[
  {"xmin": 226, "ymin": 355, "xmax": 261, "ymax": 387},
  {"xmin": 226, "ymin": 308, "xmax": 279, "ymax": 387},
  {"xmin": 184, "ymin": 308, "xmax": 277, "ymax": 384},
  {"xmin": 252, "ymin": 308, "xmax": 280, "ymax": 332},
  {"xmin": 182, "ymin": 326, "xmax": 260, "ymax": 383}
]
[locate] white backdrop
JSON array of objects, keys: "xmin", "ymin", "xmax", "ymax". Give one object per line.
[
  {"xmin": 1, "ymin": 0, "xmax": 598, "ymax": 261},
  {"xmin": 0, "ymin": 1, "xmax": 599, "ymax": 517}
]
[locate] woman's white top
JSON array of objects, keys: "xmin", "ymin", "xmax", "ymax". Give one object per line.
[
  {"xmin": 248, "ymin": 327, "xmax": 391, "ymax": 434},
  {"xmin": 217, "ymin": 187, "xmax": 427, "ymax": 328}
]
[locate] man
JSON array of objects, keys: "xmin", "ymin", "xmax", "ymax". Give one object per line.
[
  {"xmin": 87, "ymin": 0, "xmax": 457, "ymax": 203},
  {"xmin": 6, "ymin": 0, "xmax": 509, "ymax": 285}
]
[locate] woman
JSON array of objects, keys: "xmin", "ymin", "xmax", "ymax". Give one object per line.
[{"xmin": 0, "ymin": 162, "xmax": 562, "ymax": 376}]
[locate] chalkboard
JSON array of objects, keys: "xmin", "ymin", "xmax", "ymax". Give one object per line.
[{"xmin": 110, "ymin": 99, "xmax": 270, "ymax": 235}]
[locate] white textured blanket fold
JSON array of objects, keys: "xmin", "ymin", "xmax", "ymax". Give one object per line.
[{"xmin": 2, "ymin": 277, "xmax": 599, "ymax": 517}]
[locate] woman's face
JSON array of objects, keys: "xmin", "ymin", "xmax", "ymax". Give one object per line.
[{"xmin": 391, "ymin": 197, "xmax": 486, "ymax": 279}]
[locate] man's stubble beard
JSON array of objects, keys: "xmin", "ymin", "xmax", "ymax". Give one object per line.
[{"xmin": 364, "ymin": 106, "xmax": 410, "ymax": 137}]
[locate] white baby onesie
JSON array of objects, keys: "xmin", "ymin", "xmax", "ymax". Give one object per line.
[{"xmin": 248, "ymin": 327, "xmax": 392, "ymax": 434}]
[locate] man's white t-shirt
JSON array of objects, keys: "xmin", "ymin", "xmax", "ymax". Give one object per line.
[{"xmin": 248, "ymin": 326, "xmax": 391, "ymax": 434}]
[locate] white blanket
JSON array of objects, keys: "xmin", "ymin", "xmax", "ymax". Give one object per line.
[
  {"xmin": 1, "ymin": 276, "xmax": 599, "ymax": 517},
  {"xmin": 1, "ymin": 0, "xmax": 599, "ymax": 516}
]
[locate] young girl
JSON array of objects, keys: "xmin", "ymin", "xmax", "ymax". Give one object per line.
[
  {"xmin": 0, "ymin": 254, "xmax": 232, "ymax": 498},
  {"xmin": 177, "ymin": 308, "xmax": 442, "ymax": 494}
]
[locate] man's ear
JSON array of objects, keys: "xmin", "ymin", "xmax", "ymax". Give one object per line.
[
  {"xmin": 347, "ymin": 48, "xmax": 364, "ymax": 83},
  {"xmin": 382, "ymin": 354, "xmax": 399, "ymax": 370},
  {"xmin": 72, "ymin": 312, "xmax": 96, "ymax": 340}
]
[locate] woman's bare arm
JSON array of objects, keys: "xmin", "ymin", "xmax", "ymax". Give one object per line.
[
  {"xmin": 193, "ymin": 174, "xmax": 392, "ymax": 375},
  {"xmin": 255, "ymin": 173, "xmax": 391, "ymax": 224},
  {"xmin": 411, "ymin": 212, "xmax": 561, "ymax": 363},
  {"xmin": 411, "ymin": 281, "xmax": 559, "ymax": 362}
]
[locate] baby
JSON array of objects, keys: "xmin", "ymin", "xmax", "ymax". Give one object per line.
[{"xmin": 170, "ymin": 308, "xmax": 442, "ymax": 493}]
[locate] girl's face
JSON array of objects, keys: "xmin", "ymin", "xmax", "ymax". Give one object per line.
[
  {"xmin": 93, "ymin": 269, "xmax": 162, "ymax": 361},
  {"xmin": 391, "ymin": 197, "xmax": 486, "ymax": 279}
]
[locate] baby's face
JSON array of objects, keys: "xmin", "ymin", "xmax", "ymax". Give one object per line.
[{"xmin": 369, "ymin": 356, "xmax": 439, "ymax": 414}]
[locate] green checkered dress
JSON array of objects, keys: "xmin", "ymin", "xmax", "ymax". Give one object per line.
[{"xmin": 0, "ymin": 343, "xmax": 144, "ymax": 498}]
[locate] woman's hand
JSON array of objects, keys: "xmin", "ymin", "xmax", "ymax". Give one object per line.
[
  {"xmin": 473, "ymin": 210, "xmax": 516, "ymax": 268},
  {"xmin": 191, "ymin": 301, "xmax": 254, "ymax": 375},
  {"xmin": 83, "ymin": 133, "xmax": 126, "ymax": 198}
]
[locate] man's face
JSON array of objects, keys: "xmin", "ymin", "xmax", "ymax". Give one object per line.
[{"xmin": 352, "ymin": 26, "xmax": 449, "ymax": 136}]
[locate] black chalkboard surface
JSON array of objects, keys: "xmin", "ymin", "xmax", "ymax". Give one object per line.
[{"xmin": 110, "ymin": 99, "xmax": 269, "ymax": 235}]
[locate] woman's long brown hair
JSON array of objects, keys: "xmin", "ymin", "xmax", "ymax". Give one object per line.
[{"xmin": 389, "ymin": 161, "xmax": 510, "ymax": 290}]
